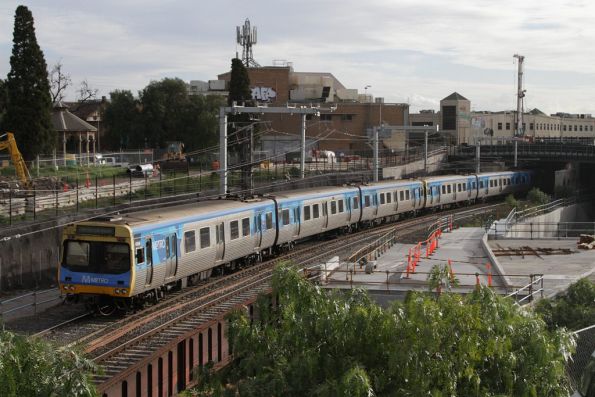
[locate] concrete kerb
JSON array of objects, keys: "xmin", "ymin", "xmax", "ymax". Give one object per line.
[{"xmin": 480, "ymin": 232, "xmax": 513, "ymax": 289}]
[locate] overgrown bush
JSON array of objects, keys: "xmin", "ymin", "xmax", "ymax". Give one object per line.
[
  {"xmin": 527, "ymin": 187, "xmax": 550, "ymax": 206},
  {"xmin": 535, "ymin": 278, "xmax": 595, "ymax": 331}
]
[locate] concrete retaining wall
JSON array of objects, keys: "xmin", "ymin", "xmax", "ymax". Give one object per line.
[
  {"xmin": 382, "ymin": 153, "xmax": 446, "ymax": 179},
  {"xmin": 504, "ymin": 203, "xmax": 591, "ymax": 239}
]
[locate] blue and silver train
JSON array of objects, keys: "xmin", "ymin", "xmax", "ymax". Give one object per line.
[{"xmin": 58, "ymin": 170, "xmax": 532, "ymax": 311}]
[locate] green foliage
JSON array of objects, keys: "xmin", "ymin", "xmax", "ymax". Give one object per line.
[
  {"xmin": 228, "ymin": 58, "xmax": 251, "ymax": 106},
  {"xmin": 192, "ymin": 264, "xmax": 575, "ymax": 396},
  {"xmin": 527, "ymin": 187, "xmax": 550, "ymax": 206},
  {"xmin": 3, "ymin": 6, "xmax": 54, "ymax": 160},
  {"xmin": 427, "ymin": 263, "xmax": 459, "ymax": 295},
  {"xmin": 535, "ymin": 278, "xmax": 595, "ymax": 331},
  {"xmin": 102, "ymin": 80, "xmax": 223, "ymax": 151},
  {"xmin": 0, "ymin": 79, "xmax": 7, "ymax": 129},
  {"xmin": 0, "ymin": 330, "xmax": 98, "ymax": 396},
  {"xmin": 504, "ymin": 193, "xmax": 518, "ymax": 210}
]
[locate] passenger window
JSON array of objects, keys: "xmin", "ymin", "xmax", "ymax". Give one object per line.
[
  {"xmin": 230, "ymin": 220, "xmax": 239, "ymax": 240},
  {"xmin": 405, "ymin": 190, "xmax": 410, "ymax": 200},
  {"xmin": 447, "ymin": 185, "xmax": 451, "ymax": 194},
  {"xmin": 216, "ymin": 224, "xmax": 224, "ymax": 244},
  {"xmin": 458, "ymin": 184, "xmax": 461, "ymax": 192},
  {"xmin": 304, "ymin": 206, "xmax": 311, "ymax": 221},
  {"xmin": 352, "ymin": 197, "xmax": 359, "ymax": 210},
  {"xmin": 441, "ymin": 185, "xmax": 446, "ymax": 194},
  {"xmin": 364, "ymin": 195, "xmax": 371, "ymax": 207},
  {"xmin": 165, "ymin": 236, "xmax": 170, "ymax": 257},
  {"xmin": 184, "ymin": 231, "xmax": 196, "ymax": 253},
  {"xmin": 136, "ymin": 248, "xmax": 144, "ymax": 264},
  {"xmin": 399, "ymin": 191, "xmax": 404, "ymax": 201},
  {"xmin": 379, "ymin": 193, "xmax": 385, "ymax": 205},
  {"xmin": 265, "ymin": 212, "xmax": 273, "ymax": 230},
  {"xmin": 338, "ymin": 200, "xmax": 344, "ymax": 213},
  {"xmin": 200, "ymin": 227, "xmax": 210, "ymax": 248},
  {"xmin": 331, "ymin": 201, "xmax": 337, "ymax": 214},
  {"xmin": 242, "ymin": 218, "xmax": 250, "ymax": 237},
  {"xmin": 313, "ymin": 204, "xmax": 320, "ymax": 218},
  {"xmin": 282, "ymin": 209, "xmax": 290, "ymax": 226},
  {"xmin": 386, "ymin": 194, "xmax": 392, "ymax": 204}
]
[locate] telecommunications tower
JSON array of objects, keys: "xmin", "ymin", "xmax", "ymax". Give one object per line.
[{"xmin": 236, "ymin": 19, "xmax": 260, "ymax": 67}]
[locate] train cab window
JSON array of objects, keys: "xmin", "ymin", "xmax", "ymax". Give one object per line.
[
  {"xmin": 313, "ymin": 204, "xmax": 320, "ymax": 218},
  {"xmin": 242, "ymin": 218, "xmax": 250, "ymax": 237},
  {"xmin": 379, "ymin": 193, "xmax": 385, "ymax": 205},
  {"xmin": 386, "ymin": 194, "xmax": 391, "ymax": 204},
  {"xmin": 352, "ymin": 197, "xmax": 359, "ymax": 210},
  {"xmin": 304, "ymin": 206, "xmax": 311, "ymax": 221},
  {"xmin": 282, "ymin": 209, "xmax": 290, "ymax": 226},
  {"xmin": 405, "ymin": 190, "xmax": 410, "ymax": 200},
  {"xmin": 230, "ymin": 220, "xmax": 239, "ymax": 240},
  {"xmin": 136, "ymin": 247, "xmax": 144, "ymax": 264},
  {"xmin": 399, "ymin": 191, "xmax": 405, "ymax": 201},
  {"xmin": 447, "ymin": 185, "xmax": 452, "ymax": 194},
  {"xmin": 63, "ymin": 241, "xmax": 131, "ymax": 275},
  {"xmin": 184, "ymin": 231, "xmax": 196, "ymax": 253},
  {"xmin": 441, "ymin": 185, "xmax": 446, "ymax": 194},
  {"xmin": 364, "ymin": 195, "xmax": 371, "ymax": 207},
  {"xmin": 200, "ymin": 227, "xmax": 210, "ymax": 248},
  {"xmin": 331, "ymin": 201, "xmax": 337, "ymax": 214},
  {"xmin": 339, "ymin": 199, "xmax": 345, "ymax": 212},
  {"xmin": 265, "ymin": 212, "xmax": 273, "ymax": 229}
]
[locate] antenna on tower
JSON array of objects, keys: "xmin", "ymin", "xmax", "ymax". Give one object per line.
[
  {"xmin": 236, "ymin": 19, "xmax": 260, "ymax": 68},
  {"xmin": 513, "ymin": 54, "xmax": 526, "ymax": 137}
]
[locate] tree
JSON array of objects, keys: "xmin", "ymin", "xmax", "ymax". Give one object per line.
[
  {"xmin": 0, "ymin": 79, "xmax": 7, "ymax": 129},
  {"xmin": 77, "ymin": 79, "xmax": 99, "ymax": 103},
  {"xmin": 0, "ymin": 330, "xmax": 97, "ymax": 396},
  {"xmin": 188, "ymin": 264, "xmax": 576, "ymax": 396},
  {"xmin": 102, "ymin": 90, "xmax": 139, "ymax": 150},
  {"xmin": 535, "ymin": 278, "xmax": 595, "ymax": 331},
  {"xmin": 49, "ymin": 61, "xmax": 71, "ymax": 103},
  {"xmin": 3, "ymin": 5, "xmax": 54, "ymax": 160}
]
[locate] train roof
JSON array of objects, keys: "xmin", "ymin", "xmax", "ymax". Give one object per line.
[
  {"xmin": 423, "ymin": 174, "xmax": 476, "ymax": 183},
  {"xmin": 99, "ymin": 198, "xmax": 274, "ymax": 229},
  {"xmin": 272, "ymin": 185, "xmax": 358, "ymax": 201}
]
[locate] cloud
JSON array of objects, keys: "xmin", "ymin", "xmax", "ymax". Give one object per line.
[{"xmin": 0, "ymin": 0, "xmax": 593, "ymax": 114}]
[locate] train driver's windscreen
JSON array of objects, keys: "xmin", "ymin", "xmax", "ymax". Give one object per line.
[{"xmin": 63, "ymin": 240, "xmax": 131, "ymax": 275}]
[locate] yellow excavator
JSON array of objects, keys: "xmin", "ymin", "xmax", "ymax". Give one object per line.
[{"xmin": 0, "ymin": 132, "xmax": 31, "ymax": 189}]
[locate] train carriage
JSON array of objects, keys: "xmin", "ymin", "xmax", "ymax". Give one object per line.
[
  {"xmin": 423, "ymin": 175, "xmax": 476, "ymax": 209},
  {"xmin": 368, "ymin": 179, "xmax": 424, "ymax": 220}
]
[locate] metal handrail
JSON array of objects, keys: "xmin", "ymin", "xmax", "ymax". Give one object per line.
[{"xmin": 0, "ymin": 288, "xmax": 62, "ymax": 318}]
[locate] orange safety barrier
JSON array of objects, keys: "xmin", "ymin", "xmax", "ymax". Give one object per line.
[
  {"xmin": 486, "ymin": 263, "xmax": 492, "ymax": 287},
  {"xmin": 85, "ymin": 172, "xmax": 91, "ymax": 188},
  {"xmin": 63, "ymin": 183, "xmax": 69, "ymax": 192},
  {"xmin": 447, "ymin": 259, "xmax": 455, "ymax": 282}
]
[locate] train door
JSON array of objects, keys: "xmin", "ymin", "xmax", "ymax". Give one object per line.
[
  {"xmin": 145, "ymin": 238, "xmax": 153, "ymax": 286},
  {"xmin": 215, "ymin": 223, "xmax": 225, "ymax": 261},
  {"xmin": 453, "ymin": 183, "xmax": 457, "ymax": 201},
  {"xmin": 254, "ymin": 213, "xmax": 263, "ymax": 249},
  {"xmin": 322, "ymin": 202, "xmax": 329, "ymax": 228},
  {"xmin": 394, "ymin": 191, "xmax": 399, "ymax": 212},
  {"xmin": 373, "ymin": 193, "xmax": 379, "ymax": 216},
  {"xmin": 164, "ymin": 234, "xmax": 177, "ymax": 279},
  {"xmin": 293, "ymin": 207, "xmax": 300, "ymax": 237}
]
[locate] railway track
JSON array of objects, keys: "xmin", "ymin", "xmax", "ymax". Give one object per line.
[{"xmin": 34, "ymin": 202, "xmax": 503, "ymax": 391}]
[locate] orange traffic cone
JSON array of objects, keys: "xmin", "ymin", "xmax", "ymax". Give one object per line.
[{"xmin": 85, "ymin": 172, "xmax": 91, "ymax": 188}]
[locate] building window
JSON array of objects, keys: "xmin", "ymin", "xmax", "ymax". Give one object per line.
[
  {"xmin": 574, "ymin": 125, "xmax": 578, "ymax": 131},
  {"xmin": 497, "ymin": 122, "xmax": 502, "ymax": 130},
  {"xmin": 530, "ymin": 123, "xmax": 534, "ymax": 130},
  {"xmin": 442, "ymin": 106, "xmax": 456, "ymax": 130},
  {"xmin": 340, "ymin": 114, "xmax": 353, "ymax": 121},
  {"xmin": 320, "ymin": 114, "xmax": 332, "ymax": 121},
  {"xmin": 563, "ymin": 125, "xmax": 567, "ymax": 131},
  {"xmin": 591, "ymin": 126, "xmax": 593, "ymax": 132},
  {"xmin": 580, "ymin": 125, "xmax": 584, "ymax": 131},
  {"xmin": 505, "ymin": 122, "xmax": 510, "ymax": 130}
]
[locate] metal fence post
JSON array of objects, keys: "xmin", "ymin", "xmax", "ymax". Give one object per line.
[
  {"xmin": 33, "ymin": 186, "xmax": 36, "ymax": 221},
  {"xmin": 95, "ymin": 175, "xmax": 98, "ymax": 208},
  {"xmin": 76, "ymin": 175, "xmax": 79, "ymax": 213},
  {"xmin": 159, "ymin": 171, "xmax": 162, "ymax": 198},
  {"xmin": 129, "ymin": 171, "xmax": 132, "ymax": 204},
  {"xmin": 173, "ymin": 169, "xmax": 176, "ymax": 196},
  {"xmin": 144, "ymin": 173, "xmax": 148, "ymax": 200},
  {"xmin": 55, "ymin": 187, "xmax": 58, "ymax": 216},
  {"xmin": 9, "ymin": 187, "xmax": 12, "ymax": 226},
  {"xmin": 112, "ymin": 175, "xmax": 116, "ymax": 206}
]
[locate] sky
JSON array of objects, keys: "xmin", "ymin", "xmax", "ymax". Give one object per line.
[{"xmin": 1, "ymin": 0, "xmax": 594, "ymax": 114}]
